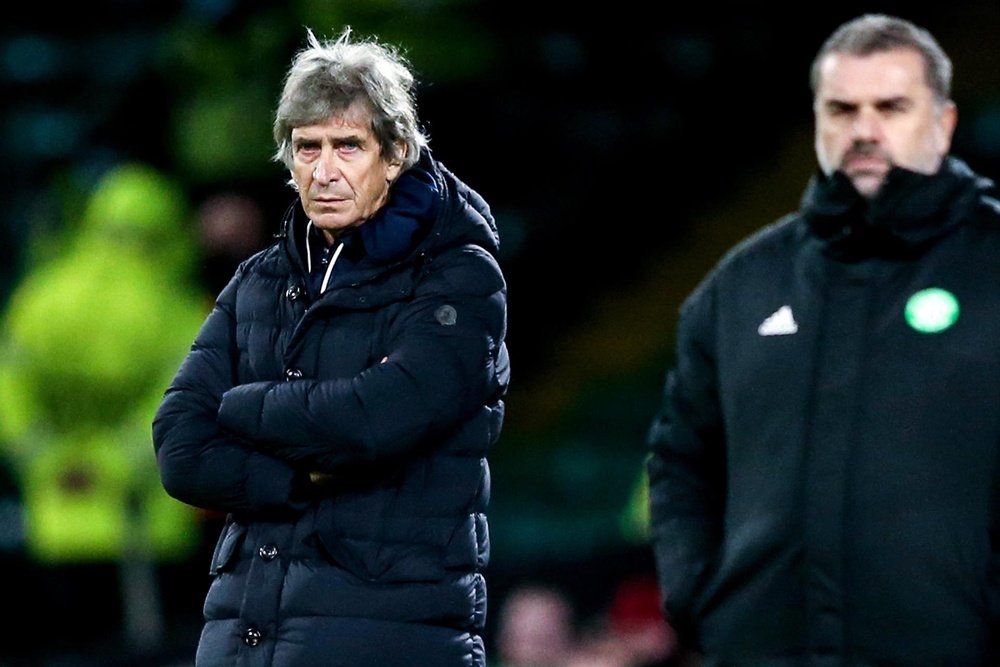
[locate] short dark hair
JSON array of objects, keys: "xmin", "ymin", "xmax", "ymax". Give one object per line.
[{"xmin": 810, "ymin": 14, "xmax": 952, "ymax": 103}]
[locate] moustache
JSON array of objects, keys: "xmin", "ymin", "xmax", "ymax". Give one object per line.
[{"xmin": 842, "ymin": 143, "xmax": 890, "ymax": 164}]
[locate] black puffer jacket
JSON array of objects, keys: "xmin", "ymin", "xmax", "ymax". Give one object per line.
[
  {"xmin": 153, "ymin": 154, "xmax": 509, "ymax": 667},
  {"xmin": 647, "ymin": 157, "xmax": 1000, "ymax": 665}
]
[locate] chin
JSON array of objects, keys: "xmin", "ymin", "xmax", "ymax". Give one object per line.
[
  {"xmin": 311, "ymin": 213, "xmax": 348, "ymax": 229},
  {"xmin": 852, "ymin": 180, "xmax": 883, "ymax": 199},
  {"xmin": 846, "ymin": 171, "xmax": 887, "ymax": 198}
]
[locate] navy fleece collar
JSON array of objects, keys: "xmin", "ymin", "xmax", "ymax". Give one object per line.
[{"xmin": 306, "ymin": 163, "xmax": 439, "ymax": 294}]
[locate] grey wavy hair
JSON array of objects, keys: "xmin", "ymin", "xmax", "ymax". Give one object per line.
[
  {"xmin": 810, "ymin": 14, "xmax": 952, "ymax": 104},
  {"xmin": 272, "ymin": 27, "xmax": 428, "ymax": 171}
]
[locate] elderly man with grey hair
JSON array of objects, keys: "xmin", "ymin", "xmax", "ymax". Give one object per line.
[{"xmin": 154, "ymin": 27, "xmax": 510, "ymax": 667}]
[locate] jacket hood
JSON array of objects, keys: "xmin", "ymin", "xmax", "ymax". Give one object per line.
[
  {"xmin": 801, "ymin": 156, "xmax": 994, "ymax": 258},
  {"xmin": 418, "ymin": 152, "xmax": 501, "ymax": 258}
]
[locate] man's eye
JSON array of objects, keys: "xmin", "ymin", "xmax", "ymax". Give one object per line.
[{"xmin": 879, "ymin": 102, "xmax": 908, "ymax": 115}]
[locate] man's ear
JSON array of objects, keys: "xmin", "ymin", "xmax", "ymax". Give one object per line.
[
  {"xmin": 386, "ymin": 141, "xmax": 408, "ymax": 182},
  {"xmin": 936, "ymin": 101, "xmax": 958, "ymax": 155}
]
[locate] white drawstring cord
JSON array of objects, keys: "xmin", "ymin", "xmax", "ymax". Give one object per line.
[
  {"xmin": 319, "ymin": 242, "xmax": 344, "ymax": 294},
  {"xmin": 305, "ymin": 221, "xmax": 314, "ymax": 274},
  {"xmin": 305, "ymin": 220, "xmax": 344, "ymax": 294}
]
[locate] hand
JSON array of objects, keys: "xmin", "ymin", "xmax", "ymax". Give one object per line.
[{"xmin": 309, "ymin": 471, "xmax": 334, "ymax": 486}]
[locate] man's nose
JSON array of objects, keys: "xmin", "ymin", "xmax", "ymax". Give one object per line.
[
  {"xmin": 312, "ymin": 152, "xmax": 341, "ymax": 184},
  {"xmin": 851, "ymin": 108, "xmax": 881, "ymax": 142}
]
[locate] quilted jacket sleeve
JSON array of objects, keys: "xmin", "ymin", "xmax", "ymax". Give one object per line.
[
  {"xmin": 645, "ymin": 277, "xmax": 725, "ymax": 648},
  {"xmin": 153, "ymin": 266, "xmax": 306, "ymax": 515},
  {"xmin": 215, "ymin": 245, "xmax": 508, "ymax": 471}
]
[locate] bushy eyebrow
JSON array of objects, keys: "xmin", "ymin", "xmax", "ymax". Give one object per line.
[
  {"xmin": 821, "ymin": 95, "xmax": 913, "ymax": 113},
  {"xmin": 292, "ymin": 133, "xmax": 368, "ymax": 149}
]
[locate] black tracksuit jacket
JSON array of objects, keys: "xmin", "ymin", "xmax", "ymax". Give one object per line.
[{"xmin": 648, "ymin": 157, "xmax": 1000, "ymax": 666}]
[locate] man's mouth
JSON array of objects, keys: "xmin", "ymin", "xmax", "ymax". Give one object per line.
[{"xmin": 842, "ymin": 149, "xmax": 889, "ymax": 173}]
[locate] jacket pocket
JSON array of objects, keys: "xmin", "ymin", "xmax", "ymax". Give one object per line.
[{"xmin": 208, "ymin": 517, "xmax": 247, "ymax": 576}]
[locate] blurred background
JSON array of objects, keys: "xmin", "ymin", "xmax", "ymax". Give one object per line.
[{"xmin": 1, "ymin": 2, "xmax": 999, "ymax": 666}]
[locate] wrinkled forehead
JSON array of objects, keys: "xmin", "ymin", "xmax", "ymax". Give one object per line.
[
  {"xmin": 298, "ymin": 98, "xmax": 374, "ymax": 129},
  {"xmin": 291, "ymin": 102, "xmax": 375, "ymax": 138}
]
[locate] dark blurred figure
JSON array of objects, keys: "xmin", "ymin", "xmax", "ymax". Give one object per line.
[
  {"xmin": 0, "ymin": 449, "xmax": 32, "ymax": 663},
  {"xmin": 495, "ymin": 584, "xmax": 576, "ymax": 667},
  {"xmin": 195, "ymin": 193, "xmax": 270, "ymax": 301},
  {"xmin": 0, "ymin": 163, "xmax": 206, "ymax": 665},
  {"xmin": 493, "ymin": 579, "xmax": 678, "ymax": 667},
  {"xmin": 602, "ymin": 576, "xmax": 677, "ymax": 666},
  {"xmin": 647, "ymin": 14, "xmax": 1000, "ymax": 665}
]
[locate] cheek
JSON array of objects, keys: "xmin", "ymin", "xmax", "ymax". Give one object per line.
[
  {"xmin": 292, "ymin": 167, "xmax": 310, "ymax": 191},
  {"xmin": 894, "ymin": 123, "xmax": 937, "ymax": 164},
  {"xmin": 815, "ymin": 128, "xmax": 841, "ymax": 171},
  {"xmin": 932, "ymin": 122, "xmax": 950, "ymax": 153},
  {"xmin": 360, "ymin": 171, "xmax": 387, "ymax": 201}
]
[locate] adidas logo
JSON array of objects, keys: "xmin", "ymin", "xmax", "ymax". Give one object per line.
[{"xmin": 758, "ymin": 305, "xmax": 798, "ymax": 336}]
